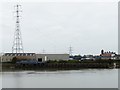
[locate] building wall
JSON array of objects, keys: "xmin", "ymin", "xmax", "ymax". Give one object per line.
[
  {"xmin": 2, "ymin": 56, "xmax": 14, "ymax": 62},
  {"xmin": 101, "ymin": 56, "xmax": 111, "ymax": 60},
  {"xmin": 114, "ymin": 55, "xmax": 120, "ymax": 60},
  {"xmin": 1, "ymin": 53, "xmax": 36, "ymax": 62},
  {"xmin": 1, "ymin": 53, "xmax": 69, "ymax": 62},
  {"xmin": 36, "ymin": 54, "xmax": 69, "ymax": 62}
]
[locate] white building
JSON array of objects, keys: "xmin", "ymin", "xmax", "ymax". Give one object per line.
[{"xmin": 36, "ymin": 54, "xmax": 69, "ymax": 62}]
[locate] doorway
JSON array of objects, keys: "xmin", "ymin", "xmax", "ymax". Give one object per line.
[{"xmin": 38, "ymin": 58, "xmax": 42, "ymax": 62}]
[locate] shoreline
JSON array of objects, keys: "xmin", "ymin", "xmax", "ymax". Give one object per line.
[{"xmin": 1, "ymin": 60, "xmax": 120, "ymax": 71}]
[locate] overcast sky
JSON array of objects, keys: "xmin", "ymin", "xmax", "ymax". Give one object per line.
[{"xmin": 0, "ymin": 0, "xmax": 118, "ymax": 55}]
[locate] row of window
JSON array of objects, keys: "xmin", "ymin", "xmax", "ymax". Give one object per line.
[
  {"xmin": 4, "ymin": 53, "xmax": 35, "ymax": 56},
  {"xmin": 2, "ymin": 59, "xmax": 11, "ymax": 61},
  {"xmin": 2, "ymin": 59, "xmax": 35, "ymax": 61}
]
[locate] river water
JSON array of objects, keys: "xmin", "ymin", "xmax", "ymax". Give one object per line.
[{"xmin": 1, "ymin": 69, "xmax": 118, "ymax": 88}]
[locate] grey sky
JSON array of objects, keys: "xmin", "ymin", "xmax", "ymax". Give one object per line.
[{"xmin": 0, "ymin": 0, "xmax": 118, "ymax": 55}]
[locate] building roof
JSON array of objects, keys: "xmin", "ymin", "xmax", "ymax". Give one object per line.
[{"xmin": 3, "ymin": 53, "xmax": 35, "ymax": 56}]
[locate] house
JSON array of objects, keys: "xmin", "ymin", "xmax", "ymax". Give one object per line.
[{"xmin": 100, "ymin": 50, "xmax": 116, "ymax": 60}]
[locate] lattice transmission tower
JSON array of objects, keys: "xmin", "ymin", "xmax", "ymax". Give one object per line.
[
  {"xmin": 12, "ymin": 4, "xmax": 24, "ymax": 53},
  {"xmin": 69, "ymin": 46, "xmax": 73, "ymax": 56}
]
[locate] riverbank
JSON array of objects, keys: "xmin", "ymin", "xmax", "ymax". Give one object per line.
[{"xmin": 1, "ymin": 60, "xmax": 120, "ymax": 71}]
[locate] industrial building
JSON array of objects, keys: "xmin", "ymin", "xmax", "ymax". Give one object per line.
[
  {"xmin": 0, "ymin": 53, "xmax": 69, "ymax": 62},
  {"xmin": 1, "ymin": 53, "xmax": 36, "ymax": 62},
  {"xmin": 36, "ymin": 54, "xmax": 69, "ymax": 62}
]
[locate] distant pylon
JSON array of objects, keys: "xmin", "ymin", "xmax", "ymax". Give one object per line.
[
  {"xmin": 42, "ymin": 49, "xmax": 45, "ymax": 53},
  {"xmin": 12, "ymin": 4, "xmax": 24, "ymax": 53},
  {"xmin": 69, "ymin": 46, "xmax": 73, "ymax": 56}
]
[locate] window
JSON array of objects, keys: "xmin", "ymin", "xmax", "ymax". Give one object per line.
[{"xmin": 23, "ymin": 53, "xmax": 26, "ymax": 56}]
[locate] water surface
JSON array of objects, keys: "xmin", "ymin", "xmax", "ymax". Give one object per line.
[{"xmin": 2, "ymin": 69, "xmax": 118, "ymax": 88}]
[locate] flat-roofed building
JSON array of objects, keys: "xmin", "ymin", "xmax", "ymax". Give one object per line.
[
  {"xmin": 1, "ymin": 53, "xmax": 69, "ymax": 62},
  {"xmin": 36, "ymin": 54, "xmax": 69, "ymax": 62},
  {"xmin": 1, "ymin": 53, "xmax": 36, "ymax": 62}
]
